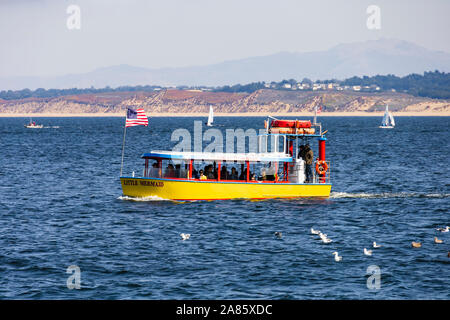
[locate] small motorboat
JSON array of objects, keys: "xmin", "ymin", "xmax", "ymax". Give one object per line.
[{"xmin": 24, "ymin": 119, "xmax": 43, "ymax": 129}]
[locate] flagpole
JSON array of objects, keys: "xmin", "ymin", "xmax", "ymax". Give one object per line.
[{"xmin": 120, "ymin": 120, "xmax": 127, "ymax": 176}]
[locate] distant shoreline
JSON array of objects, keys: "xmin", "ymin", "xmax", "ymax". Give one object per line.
[{"xmin": 1, "ymin": 112, "xmax": 449, "ymax": 117}]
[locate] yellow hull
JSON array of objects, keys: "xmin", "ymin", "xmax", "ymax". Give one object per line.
[{"xmin": 120, "ymin": 177, "xmax": 331, "ymax": 200}]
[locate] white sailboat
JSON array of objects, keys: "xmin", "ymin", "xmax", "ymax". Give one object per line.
[
  {"xmin": 379, "ymin": 105, "xmax": 395, "ymax": 129},
  {"xmin": 206, "ymin": 105, "xmax": 214, "ymax": 127}
]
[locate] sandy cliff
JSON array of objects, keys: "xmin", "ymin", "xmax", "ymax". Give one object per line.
[{"xmin": 0, "ymin": 89, "xmax": 449, "ymax": 116}]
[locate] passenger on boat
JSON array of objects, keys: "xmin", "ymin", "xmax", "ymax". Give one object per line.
[
  {"xmin": 181, "ymin": 164, "xmax": 188, "ymax": 179},
  {"xmin": 298, "ymin": 145, "xmax": 305, "ymax": 160},
  {"xmin": 239, "ymin": 164, "xmax": 246, "ymax": 180},
  {"xmin": 229, "ymin": 167, "xmax": 238, "ymax": 180},
  {"xmin": 149, "ymin": 162, "xmax": 160, "ymax": 178},
  {"xmin": 265, "ymin": 162, "xmax": 276, "ymax": 181},
  {"xmin": 220, "ymin": 165, "xmax": 229, "ymax": 180},
  {"xmin": 175, "ymin": 164, "xmax": 181, "ymax": 178},
  {"xmin": 206, "ymin": 165, "xmax": 215, "ymax": 179},
  {"xmin": 304, "ymin": 144, "xmax": 314, "ymax": 182},
  {"xmin": 261, "ymin": 169, "xmax": 267, "ymax": 181},
  {"xmin": 199, "ymin": 169, "xmax": 207, "ymax": 180},
  {"xmin": 164, "ymin": 164, "xmax": 176, "ymax": 178},
  {"xmin": 192, "ymin": 168, "xmax": 199, "ymax": 179}
]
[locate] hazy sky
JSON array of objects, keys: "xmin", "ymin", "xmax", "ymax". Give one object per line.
[{"xmin": 0, "ymin": 0, "xmax": 449, "ymax": 77}]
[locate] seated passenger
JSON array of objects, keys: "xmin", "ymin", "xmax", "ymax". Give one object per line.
[
  {"xmin": 199, "ymin": 169, "xmax": 207, "ymax": 180},
  {"xmin": 206, "ymin": 165, "xmax": 215, "ymax": 179},
  {"xmin": 149, "ymin": 162, "xmax": 159, "ymax": 177},
  {"xmin": 229, "ymin": 167, "xmax": 238, "ymax": 180},
  {"xmin": 180, "ymin": 164, "xmax": 188, "ymax": 179},
  {"xmin": 164, "ymin": 164, "xmax": 176, "ymax": 178},
  {"xmin": 220, "ymin": 166, "xmax": 229, "ymax": 180},
  {"xmin": 261, "ymin": 169, "xmax": 267, "ymax": 181}
]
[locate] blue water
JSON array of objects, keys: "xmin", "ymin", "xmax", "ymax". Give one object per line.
[{"xmin": 0, "ymin": 116, "xmax": 448, "ymax": 299}]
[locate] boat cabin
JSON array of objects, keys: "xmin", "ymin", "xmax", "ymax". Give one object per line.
[{"xmin": 139, "ymin": 117, "xmax": 330, "ymax": 185}]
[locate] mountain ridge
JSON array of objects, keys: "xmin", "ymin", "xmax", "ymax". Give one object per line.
[{"xmin": 1, "ymin": 38, "xmax": 449, "ymax": 90}]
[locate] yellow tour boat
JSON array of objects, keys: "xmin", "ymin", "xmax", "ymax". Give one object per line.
[{"xmin": 120, "ymin": 117, "xmax": 331, "ymax": 200}]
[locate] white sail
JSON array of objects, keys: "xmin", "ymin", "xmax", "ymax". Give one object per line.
[
  {"xmin": 388, "ymin": 112, "xmax": 395, "ymax": 127},
  {"xmin": 380, "ymin": 105, "xmax": 394, "ymax": 128},
  {"xmin": 381, "ymin": 106, "xmax": 389, "ymax": 126},
  {"xmin": 207, "ymin": 105, "xmax": 214, "ymax": 126}
]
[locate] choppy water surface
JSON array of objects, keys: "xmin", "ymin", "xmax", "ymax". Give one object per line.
[{"xmin": 0, "ymin": 116, "xmax": 448, "ymax": 299}]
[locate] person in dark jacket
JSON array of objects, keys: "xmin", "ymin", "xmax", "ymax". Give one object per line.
[
  {"xmin": 298, "ymin": 145, "xmax": 305, "ymax": 160},
  {"xmin": 304, "ymin": 144, "xmax": 314, "ymax": 182}
]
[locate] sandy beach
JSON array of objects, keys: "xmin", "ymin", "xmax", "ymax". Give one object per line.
[{"xmin": 1, "ymin": 111, "xmax": 449, "ymax": 117}]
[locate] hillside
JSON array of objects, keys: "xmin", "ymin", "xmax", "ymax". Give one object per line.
[{"xmin": 1, "ymin": 89, "xmax": 449, "ymax": 116}]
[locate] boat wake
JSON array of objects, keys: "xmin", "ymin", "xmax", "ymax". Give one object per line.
[
  {"xmin": 330, "ymin": 192, "xmax": 450, "ymax": 199},
  {"xmin": 117, "ymin": 195, "xmax": 169, "ymax": 201}
]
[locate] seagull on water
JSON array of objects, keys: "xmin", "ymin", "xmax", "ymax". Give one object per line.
[
  {"xmin": 434, "ymin": 237, "xmax": 443, "ymax": 244},
  {"xmin": 364, "ymin": 248, "xmax": 373, "ymax": 256},
  {"xmin": 332, "ymin": 251, "xmax": 342, "ymax": 262},
  {"xmin": 180, "ymin": 233, "xmax": 191, "ymax": 241},
  {"xmin": 311, "ymin": 228, "xmax": 320, "ymax": 235},
  {"xmin": 373, "ymin": 242, "xmax": 382, "ymax": 248},
  {"xmin": 274, "ymin": 232, "xmax": 282, "ymax": 239},
  {"xmin": 321, "ymin": 237, "xmax": 333, "ymax": 244},
  {"xmin": 319, "ymin": 233, "xmax": 332, "ymax": 243},
  {"xmin": 436, "ymin": 226, "xmax": 449, "ymax": 233}
]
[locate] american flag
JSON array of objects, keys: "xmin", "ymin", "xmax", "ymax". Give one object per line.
[{"xmin": 126, "ymin": 108, "xmax": 148, "ymax": 127}]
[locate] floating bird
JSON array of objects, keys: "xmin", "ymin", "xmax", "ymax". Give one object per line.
[
  {"xmin": 332, "ymin": 251, "xmax": 342, "ymax": 262},
  {"xmin": 434, "ymin": 237, "xmax": 443, "ymax": 244},
  {"xmin": 311, "ymin": 228, "xmax": 320, "ymax": 235},
  {"xmin": 411, "ymin": 241, "xmax": 422, "ymax": 248},
  {"xmin": 180, "ymin": 233, "xmax": 190, "ymax": 241},
  {"xmin": 436, "ymin": 226, "xmax": 449, "ymax": 233},
  {"xmin": 274, "ymin": 232, "xmax": 282, "ymax": 239},
  {"xmin": 319, "ymin": 233, "xmax": 332, "ymax": 243},
  {"xmin": 364, "ymin": 248, "xmax": 373, "ymax": 256},
  {"xmin": 373, "ymin": 242, "xmax": 382, "ymax": 248},
  {"xmin": 318, "ymin": 232, "xmax": 328, "ymax": 238}
]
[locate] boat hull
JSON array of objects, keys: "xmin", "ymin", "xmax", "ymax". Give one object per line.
[{"xmin": 120, "ymin": 177, "xmax": 332, "ymax": 200}]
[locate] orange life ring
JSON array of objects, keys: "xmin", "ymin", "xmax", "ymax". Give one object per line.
[{"xmin": 315, "ymin": 160, "xmax": 328, "ymax": 175}]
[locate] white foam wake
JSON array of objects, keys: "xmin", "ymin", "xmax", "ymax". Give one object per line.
[
  {"xmin": 117, "ymin": 195, "xmax": 168, "ymax": 201},
  {"xmin": 330, "ymin": 192, "xmax": 450, "ymax": 199}
]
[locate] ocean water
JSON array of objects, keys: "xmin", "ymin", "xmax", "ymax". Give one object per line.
[{"xmin": 0, "ymin": 116, "xmax": 448, "ymax": 299}]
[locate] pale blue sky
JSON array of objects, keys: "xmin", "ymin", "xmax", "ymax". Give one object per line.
[{"xmin": 0, "ymin": 0, "xmax": 449, "ymax": 77}]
